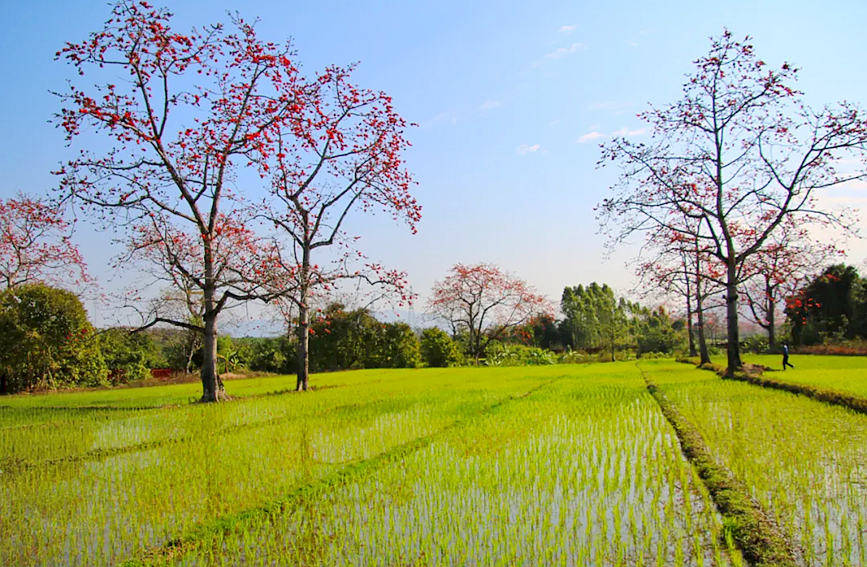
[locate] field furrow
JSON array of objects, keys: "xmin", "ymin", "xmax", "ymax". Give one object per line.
[
  {"xmin": 142, "ymin": 363, "xmax": 737, "ymax": 567},
  {"xmin": 0, "ymin": 367, "xmax": 551, "ymax": 566},
  {"xmin": 642, "ymin": 360, "xmax": 867, "ymax": 567}
]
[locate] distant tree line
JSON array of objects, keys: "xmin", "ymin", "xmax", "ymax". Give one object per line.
[
  {"xmin": 784, "ymin": 264, "xmax": 867, "ymax": 346},
  {"xmin": 8, "ymin": 262, "xmax": 865, "ymax": 394}
]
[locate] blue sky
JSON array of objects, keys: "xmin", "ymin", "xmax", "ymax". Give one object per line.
[{"xmin": 1, "ymin": 0, "xmax": 866, "ymax": 328}]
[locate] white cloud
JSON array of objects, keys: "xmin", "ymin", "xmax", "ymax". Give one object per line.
[
  {"xmin": 578, "ymin": 127, "xmax": 645, "ymax": 143},
  {"xmin": 423, "ymin": 110, "xmax": 458, "ymax": 128},
  {"xmin": 516, "ymin": 143, "xmax": 542, "ymax": 155},
  {"xmin": 578, "ymin": 131, "xmax": 604, "ymax": 144},
  {"xmin": 479, "ymin": 99, "xmax": 502, "ymax": 111},
  {"xmin": 558, "ymin": 25, "xmax": 576, "ymax": 33},
  {"xmin": 611, "ymin": 127, "xmax": 646, "ymax": 137},
  {"xmin": 544, "ymin": 42, "xmax": 586, "ymax": 59}
]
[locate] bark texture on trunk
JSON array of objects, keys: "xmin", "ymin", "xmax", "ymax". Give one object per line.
[
  {"xmin": 725, "ymin": 262, "xmax": 743, "ymax": 375},
  {"xmin": 686, "ymin": 281, "xmax": 697, "ymax": 358},
  {"xmin": 296, "ymin": 300, "xmax": 309, "ymax": 392},
  {"xmin": 694, "ymin": 257, "xmax": 711, "ymax": 365},
  {"xmin": 199, "ymin": 311, "xmax": 227, "ymax": 402},
  {"xmin": 766, "ymin": 282, "xmax": 776, "ymax": 351}
]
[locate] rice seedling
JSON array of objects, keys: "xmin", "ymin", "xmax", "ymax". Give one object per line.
[
  {"xmin": 643, "ymin": 359, "xmax": 867, "ymax": 567},
  {"xmin": 146, "ymin": 363, "xmax": 737, "ymax": 566},
  {"xmin": 1, "ymin": 367, "xmax": 550, "ymax": 566},
  {"xmin": 8, "ymin": 357, "xmax": 861, "ymax": 566},
  {"xmin": 720, "ymin": 354, "xmax": 867, "ymax": 400}
]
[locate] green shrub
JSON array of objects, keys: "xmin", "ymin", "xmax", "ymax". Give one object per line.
[
  {"xmin": 484, "ymin": 342, "xmax": 555, "ymax": 366},
  {"xmin": 238, "ymin": 336, "xmax": 294, "ymax": 374},
  {"xmin": 372, "ymin": 322, "xmax": 422, "ymax": 368},
  {"xmin": 98, "ymin": 328, "xmax": 159, "ymax": 383},
  {"xmin": 0, "ymin": 284, "xmax": 107, "ymax": 392},
  {"xmin": 741, "ymin": 334, "xmax": 769, "ymax": 354},
  {"xmin": 420, "ymin": 328, "xmax": 463, "ymax": 367}
]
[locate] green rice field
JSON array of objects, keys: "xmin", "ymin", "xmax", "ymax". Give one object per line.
[
  {"xmin": 730, "ymin": 353, "xmax": 867, "ymax": 399},
  {"xmin": 1, "ymin": 357, "xmax": 865, "ymax": 566}
]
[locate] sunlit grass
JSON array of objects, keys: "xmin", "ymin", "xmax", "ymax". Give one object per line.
[
  {"xmin": 1, "ymin": 367, "xmax": 549, "ymax": 566},
  {"xmin": 711, "ymin": 353, "xmax": 867, "ymax": 398},
  {"xmin": 733, "ymin": 353, "xmax": 867, "ymax": 399},
  {"xmin": 138, "ymin": 364, "xmax": 737, "ymax": 567},
  {"xmin": 6, "ymin": 358, "xmax": 861, "ymax": 566},
  {"xmin": 644, "ymin": 359, "xmax": 867, "ymax": 566}
]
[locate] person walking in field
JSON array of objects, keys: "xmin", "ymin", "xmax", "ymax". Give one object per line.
[{"xmin": 782, "ymin": 344, "xmax": 794, "ymax": 370}]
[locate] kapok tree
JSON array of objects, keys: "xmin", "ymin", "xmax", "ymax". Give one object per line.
[
  {"xmin": 599, "ymin": 30, "xmax": 867, "ymax": 375},
  {"xmin": 740, "ymin": 219, "xmax": 839, "ymax": 350},
  {"xmin": 636, "ymin": 214, "xmax": 724, "ymax": 364},
  {"xmin": 258, "ymin": 65, "xmax": 420, "ymax": 391},
  {"xmin": 55, "ymin": 1, "xmax": 306, "ymax": 401},
  {"xmin": 0, "ymin": 195, "xmax": 88, "ymax": 290},
  {"xmin": 125, "ymin": 212, "xmax": 278, "ymax": 381},
  {"xmin": 429, "ymin": 263, "xmax": 550, "ymax": 360}
]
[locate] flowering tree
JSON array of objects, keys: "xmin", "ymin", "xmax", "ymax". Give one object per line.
[
  {"xmin": 741, "ymin": 220, "xmax": 839, "ymax": 349},
  {"xmin": 599, "ymin": 30, "xmax": 867, "ymax": 374},
  {"xmin": 0, "ymin": 195, "xmax": 88, "ymax": 290},
  {"xmin": 785, "ymin": 264, "xmax": 867, "ymax": 344},
  {"xmin": 55, "ymin": 1, "xmax": 307, "ymax": 401},
  {"xmin": 636, "ymin": 222, "xmax": 722, "ymax": 364},
  {"xmin": 429, "ymin": 263, "xmax": 550, "ymax": 360},
  {"xmin": 259, "ymin": 65, "xmax": 420, "ymax": 391}
]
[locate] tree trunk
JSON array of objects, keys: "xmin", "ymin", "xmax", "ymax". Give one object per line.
[
  {"xmin": 766, "ymin": 282, "xmax": 776, "ymax": 351},
  {"xmin": 199, "ymin": 309, "xmax": 226, "ymax": 402},
  {"xmin": 185, "ymin": 332, "xmax": 198, "ymax": 374},
  {"xmin": 724, "ymin": 260, "xmax": 742, "ymax": 375},
  {"xmin": 685, "ymin": 275, "xmax": 697, "ymax": 357},
  {"xmin": 694, "ymin": 256, "xmax": 711, "ymax": 365},
  {"xmin": 296, "ymin": 297, "xmax": 310, "ymax": 392},
  {"xmin": 296, "ymin": 247, "xmax": 311, "ymax": 392}
]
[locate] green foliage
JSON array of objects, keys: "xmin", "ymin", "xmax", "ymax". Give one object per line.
[
  {"xmin": 633, "ymin": 306, "xmax": 683, "ymax": 356},
  {"xmin": 419, "ymin": 327, "xmax": 463, "ymax": 367},
  {"xmin": 236, "ymin": 336, "xmax": 294, "ymax": 374},
  {"xmin": 308, "ymin": 304, "xmax": 421, "ymax": 371},
  {"xmin": 309, "ymin": 304, "xmax": 382, "ymax": 371},
  {"xmin": 148, "ymin": 322, "xmax": 202, "ymax": 372},
  {"xmin": 216, "ymin": 335, "xmax": 245, "ymax": 373},
  {"xmin": 786, "ymin": 264, "xmax": 867, "ymax": 345},
  {"xmin": 740, "ymin": 334, "xmax": 769, "ymax": 354},
  {"xmin": 561, "ymin": 283, "xmax": 682, "ymax": 359},
  {"xmin": 98, "ymin": 328, "xmax": 160, "ymax": 383},
  {"xmin": 484, "ymin": 341, "xmax": 555, "ymax": 366},
  {"xmin": 0, "ymin": 283, "xmax": 107, "ymax": 392},
  {"xmin": 370, "ymin": 322, "xmax": 421, "ymax": 369}
]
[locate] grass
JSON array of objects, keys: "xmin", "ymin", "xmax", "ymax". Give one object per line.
[
  {"xmin": 717, "ymin": 354, "xmax": 867, "ymax": 400},
  {"xmin": 643, "ymin": 359, "xmax": 867, "ymax": 566},
  {"xmin": 640, "ymin": 364, "xmax": 796, "ymax": 567},
  {"xmin": 2, "ymin": 357, "xmax": 864, "ymax": 565},
  {"xmin": 143, "ymin": 364, "xmax": 736, "ymax": 566}
]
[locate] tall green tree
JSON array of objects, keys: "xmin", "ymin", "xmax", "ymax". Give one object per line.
[
  {"xmin": 420, "ymin": 328, "xmax": 463, "ymax": 367},
  {"xmin": 0, "ymin": 284, "xmax": 107, "ymax": 393},
  {"xmin": 561, "ymin": 283, "xmax": 629, "ymax": 360},
  {"xmin": 785, "ymin": 264, "xmax": 867, "ymax": 344}
]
